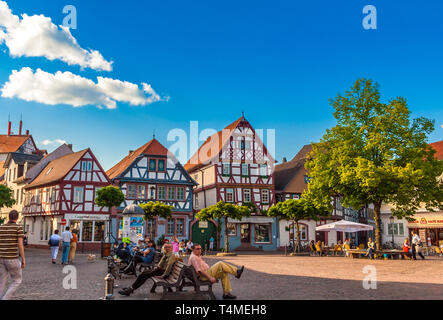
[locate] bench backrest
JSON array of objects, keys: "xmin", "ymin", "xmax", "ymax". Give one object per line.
[
  {"xmin": 153, "ymin": 252, "xmax": 163, "ymax": 264},
  {"xmin": 166, "ymin": 260, "xmax": 187, "ymax": 283}
]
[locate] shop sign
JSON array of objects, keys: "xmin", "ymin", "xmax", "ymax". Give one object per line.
[{"xmin": 199, "ymin": 221, "xmax": 208, "ymax": 229}]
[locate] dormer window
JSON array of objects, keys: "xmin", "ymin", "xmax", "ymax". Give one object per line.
[{"xmin": 46, "ymin": 168, "xmax": 53, "ymax": 175}]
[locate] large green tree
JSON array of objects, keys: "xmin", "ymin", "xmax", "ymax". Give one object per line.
[
  {"xmin": 196, "ymin": 201, "xmax": 251, "ymax": 252},
  {"xmin": 268, "ymin": 196, "xmax": 329, "ymax": 252},
  {"xmin": 95, "ymin": 185, "xmax": 125, "ymax": 241},
  {"xmin": 139, "ymin": 201, "xmax": 173, "ymax": 239},
  {"xmin": 306, "ymin": 78, "xmax": 443, "ymax": 250}
]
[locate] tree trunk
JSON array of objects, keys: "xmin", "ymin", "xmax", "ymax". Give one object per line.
[
  {"xmin": 295, "ymin": 221, "xmax": 301, "ymax": 253},
  {"xmin": 224, "ymin": 218, "xmax": 229, "ymax": 253},
  {"xmin": 373, "ymin": 201, "xmax": 382, "ymax": 251},
  {"xmin": 150, "ymin": 219, "xmax": 154, "ymax": 240},
  {"xmin": 292, "ymin": 222, "xmax": 296, "ymax": 253}
]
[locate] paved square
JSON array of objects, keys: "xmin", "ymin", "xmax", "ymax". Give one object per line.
[{"xmin": 5, "ymin": 249, "xmax": 443, "ymax": 300}]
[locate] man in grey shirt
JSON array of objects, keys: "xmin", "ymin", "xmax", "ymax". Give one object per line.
[
  {"xmin": 411, "ymin": 231, "xmax": 425, "ymax": 260},
  {"xmin": 61, "ymin": 227, "xmax": 73, "ymax": 265}
]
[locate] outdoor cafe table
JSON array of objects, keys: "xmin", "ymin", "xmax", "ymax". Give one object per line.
[{"xmin": 346, "ymin": 249, "xmax": 412, "ymax": 259}]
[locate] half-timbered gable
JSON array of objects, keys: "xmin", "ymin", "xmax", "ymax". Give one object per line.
[
  {"xmin": 185, "ymin": 116, "xmax": 277, "ymax": 251},
  {"xmin": 107, "ymin": 139, "xmax": 196, "ymax": 241}
]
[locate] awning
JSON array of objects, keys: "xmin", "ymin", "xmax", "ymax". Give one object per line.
[
  {"xmin": 407, "ymin": 213, "xmax": 443, "ymax": 228},
  {"xmin": 227, "ymin": 217, "xmax": 274, "ymax": 224},
  {"xmin": 315, "ymin": 220, "xmax": 373, "ymax": 232}
]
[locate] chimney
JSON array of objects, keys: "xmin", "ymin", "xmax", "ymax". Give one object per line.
[
  {"xmin": 129, "ymin": 150, "xmax": 134, "ymax": 155},
  {"xmin": 19, "ymin": 119, "xmax": 23, "ymax": 135},
  {"xmin": 26, "ymin": 130, "xmax": 29, "ymax": 135},
  {"xmin": 67, "ymin": 144, "xmax": 73, "ymax": 151},
  {"xmin": 282, "ymin": 157, "xmax": 287, "ymax": 163},
  {"xmin": 8, "ymin": 121, "xmax": 11, "ymax": 135}
]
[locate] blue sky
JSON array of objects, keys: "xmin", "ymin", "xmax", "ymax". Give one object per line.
[{"xmin": 1, "ymin": 0, "xmax": 442, "ymax": 170}]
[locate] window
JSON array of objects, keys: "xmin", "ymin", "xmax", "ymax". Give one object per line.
[
  {"xmin": 259, "ymin": 164, "xmax": 267, "ymax": 177},
  {"xmin": 45, "ymin": 188, "xmax": 50, "ymax": 203},
  {"xmin": 82, "ymin": 221, "xmax": 93, "ymax": 241},
  {"xmin": 387, "ymin": 223, "xmax": 404, "ymax": 235},
  {"xmin": 94, "ymin": 221, "xmax": 105, "ymax": 242},
  {"xmin": 149, "ymin": 159, "xmax": 157, "ymax": 171},
  {"xmin": 240, "ymin": 140, "xmax": 245, "ymax": 150},
  {"xmin": 226, "ymin": 188, "xmax": 234, "ymax": 203},
  {"xmin": 158, "ymin": 159, "xmax": 165, "ymax": 171},
  {"xmin": 176, "ymin": 218, "xmax": 185, "ymax": 235},
  {"xmin": 149, "ymin": 186, "xmax": 156, "ymax": 200},
  {"xmin": 195, "ymin": 193, "xmax": 199, "ymax": 207},
  {"xmin": 158, "ymin": 186, "xmax": 166, "ymax": 200},
  {"xmin": 241, "ymin": 163, "xmax": 249, "ymax": 176},
  {"xmin": 167, "ymin": 186, "xmax": 175, "ymax": 200},
  {"xmin": 255, "ymin": 224, "xmax": 271, "ymax": 243},
  {"xmin": 243, "ymin": 189, "xmax": 251, "ymax": 203},
  {"xmin": 167, "ymin": 219, "xmax": 175, "ymax": 234},
  {"xmin": 127, "ymin": 184, "xmax": 136, "ymax": 199},
  {"xmin": 222, "ymin": 163, "xmax": 231, "ymax": 176},
  {"xmin": 261, "ymin": 189, "xmax": 269, "ymax": 204},
  {"xmin": 82, "ymin": 161, "xmax": 92, "ymax": 172},
  {"xmin": 227, "ymin": 223, "xmax": 237, "ymax": 236},
  {"xmin": 51, "ymin": 187, "xmax": 56, "ymax": 203},
  {"xmin": 177, "ymin": 187, "xmax": 185, "ymax": 200},
  {"xmin": 137, "ymin": 185, "xmax": 146, "ymax": 199},
  {"xmin": 73, "ymin": 187, "xmax": 84, "ymax": 203}
]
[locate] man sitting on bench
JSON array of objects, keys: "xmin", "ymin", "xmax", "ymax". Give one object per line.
[
  {"xmin": 188, "ymin": 244, "xmax": 245, "ymax": 300},
  {"xmin": 118, "ymin": 243, "xmax": 176, "ymax": 296}
]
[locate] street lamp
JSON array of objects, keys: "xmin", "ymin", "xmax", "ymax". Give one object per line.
[{"xmin": 389, "ymin": 216, "xmax": 395, "ymax": 248}]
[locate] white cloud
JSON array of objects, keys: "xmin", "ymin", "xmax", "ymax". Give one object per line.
[
  {"xmin": 40, "ymin": 139, "xmax": 67, "ymax": 146},
  {"xmin": 1, "ymin": 67, "xmax": 162, "ymax": 109},
  {"xmin": 0, "ymin": 1, "xmax": 112, "ymax": 71}
]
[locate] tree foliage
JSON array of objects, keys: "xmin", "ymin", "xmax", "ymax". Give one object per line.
[
  {"xmin": 305, "ymin": 78, "xmax": 443, "ymax": 249},
  {"xmin": 0, "ymin": 185, "xmax": 16, "ymax": 209},
  {"xmin": 267, "ymin": 196, "xmax": 329, "ymax": 252},
  {"xmin": 95, "ymin": 185, "xmax": 125, "ymax": 209},
  {"xmin": 196, "ymin": 201, "xmax": 251, "ymax": 252}
]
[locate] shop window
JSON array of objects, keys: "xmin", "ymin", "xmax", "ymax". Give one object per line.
[
  {"xmin": 94, "ymin": 221, "xmax": 105, "ymax": 242},
  {"xmin": 227, "ymin": 223, "xmax": 237, "ymax": 236},
  {"xmin": 255, "ymin": 224, "xmax": 271, "ymax": 243},
  {"xmin": 82, "ymin": 221, "xmax": 93, "ymax": 241},
  {"xmin": 226, "ymin": 188, "xmax": 234, "ymax": 203}
]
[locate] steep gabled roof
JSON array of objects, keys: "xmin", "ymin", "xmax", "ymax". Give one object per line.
[
  {"xmin": 0, "ymin": 135, "xmax": 29, "ymax": 153},
  {"xmin": 184, "ymin": 116, "xmax": 274, "ymax": 172},
  {"xmin": 274, "ymin": 145, "xmax": 312, "ymax": 193},
  {"xmin": 25, "ymin": 149, "xmax": 89, "ymax": 189},
  {"xmin": 106, "ymin": 139, "xmax": 170, "ymax": 180},
  {"xmin": 4, "ymin": 152, "xmax": 43, "ymax": 168},
  {"xmin": 24, "ymin": 144, "xmax": 74, "ymax": 183},
  {"xmin": 430, "ymin": 140, "xmax": 443, "ymax": 160}
]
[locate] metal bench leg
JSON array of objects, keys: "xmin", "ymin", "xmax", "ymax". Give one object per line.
[
  {"xmin": 208, "ymin": 285, "xmax": 216, "ymax": 300},
  {"xmin": 160, "ymin": 286, "xmax": 167, "ymax": 300}
]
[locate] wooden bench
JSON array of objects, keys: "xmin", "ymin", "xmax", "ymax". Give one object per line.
[
  {"xmin": 347, "ymin": 249, "xmax": 412, "ymax": 259},
  {"xmin": 137, "ymin": 252, "xmax": 163, "ymax": 275},
  {"xmin": 150, "ymin": 261, "xmax": 218, "ymax": 300}
]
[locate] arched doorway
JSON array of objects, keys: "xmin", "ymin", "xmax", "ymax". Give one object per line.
[{"xmin": 191, "ymin": 220, "xmax": 217, "ymax": 251}]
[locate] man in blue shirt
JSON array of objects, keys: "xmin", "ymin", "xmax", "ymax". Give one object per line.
[{"xmin": 123, "ymin": 240, "xmax": 157, "ymax": 275}]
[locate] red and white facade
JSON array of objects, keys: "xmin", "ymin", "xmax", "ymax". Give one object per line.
[{"xmin": 22, "ymin": 149, "xmax": 110, "ymax": 250}]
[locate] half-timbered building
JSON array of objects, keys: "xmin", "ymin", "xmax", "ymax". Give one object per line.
[
  {"xmin": 106, "ymin": 138, "xmax": 197, "ymax": 242},
  {"xmin": 22, "ymin": 148, "xmax": 110, "ymax": 250},
  {"xmin": 184, "ymin": 116, "xmax": 278, "ymax": 251}
]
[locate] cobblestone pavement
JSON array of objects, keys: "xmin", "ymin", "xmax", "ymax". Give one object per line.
[{"xmin": 5, "ymin": 248, "xmax": 443, "ymax": 300}]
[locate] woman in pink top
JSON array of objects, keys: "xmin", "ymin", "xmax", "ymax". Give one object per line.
[{"xmin": 172, "ymin": 236, "xmax": 180, "ymax": 257}]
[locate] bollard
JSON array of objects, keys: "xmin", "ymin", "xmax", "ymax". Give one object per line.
[{"xmin": 104, "ymin": 273, "xmax": 114, "ymax": 300}]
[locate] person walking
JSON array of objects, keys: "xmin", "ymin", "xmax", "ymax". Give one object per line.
[
  {"xmin": 68, "ymin": 230, "xmax": 78, "ymax": 264},
  {"xmin": 209, "ymin": 236, "xmax": 214, "ymax": 251},
  {"xmin": 49, "ymin": 230, "xmax": 61, "ymax": 264},
  {"xmin": 61, "ymin": 226, "xmax": 73, "ymax": 265},
  {"xmin": 411, "ymin": 231, "xmax": 425, "ymax": 260},
  {"xmin": 0, "ymin": 210, "xmax": 26, "ymax": 300}
]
